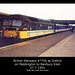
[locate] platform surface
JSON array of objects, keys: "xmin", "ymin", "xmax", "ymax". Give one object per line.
[{"xmin": 39, "ymin": 32, "xmax": 75, "ymax": 57}]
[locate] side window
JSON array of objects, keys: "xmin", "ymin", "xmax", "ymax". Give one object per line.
[
  {"xmin": 27, "ymin": 24, "xmax": 32, "ymax": 31},
  {"xmin": 48, "ymin": 26, "xmax": 52, "ymax": 29}
]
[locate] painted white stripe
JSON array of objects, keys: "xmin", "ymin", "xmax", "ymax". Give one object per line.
[{"xmin": 51, "ymin": 33, "xmax": 75, "ymax": 57}]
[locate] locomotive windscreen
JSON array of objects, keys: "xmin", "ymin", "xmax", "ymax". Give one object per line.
[
  {"xmin": 3, "ymin": 20, "xmax": 12, "ymax": 26},
  {"xmin": 12, "ymin": 20, "xmax": 22, "ymax": 26}
]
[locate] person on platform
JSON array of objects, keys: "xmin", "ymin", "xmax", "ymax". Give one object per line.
[
  {"xmin": 71, "ymin": 27, "xmax": 74, "ymax": 32},
  {"xmin": 70, "ymin": 27, "xmax": 74, "ymax": 32}
]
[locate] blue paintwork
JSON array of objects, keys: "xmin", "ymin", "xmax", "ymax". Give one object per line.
[{"xmin": 27, "ymin": 29, "xmax": 54, "ymax": 34}]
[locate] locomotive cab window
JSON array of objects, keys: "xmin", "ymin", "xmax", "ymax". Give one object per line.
[
  {"xmin": 12, "ymin": 20, "xmax": 22, "ymax": 26},
  {"xmin": 3, "ymin": 20, "xmax": 12, "ymax": 25}
]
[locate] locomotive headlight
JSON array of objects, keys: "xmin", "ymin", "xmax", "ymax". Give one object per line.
[{"xmin": 10, "ymin": 34, "xmax": 13, "ymax": 37}]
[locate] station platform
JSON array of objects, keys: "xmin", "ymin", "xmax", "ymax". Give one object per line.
[{"xmin": 39, "ymin": 32, "xmax": 75, "ymax": 57}]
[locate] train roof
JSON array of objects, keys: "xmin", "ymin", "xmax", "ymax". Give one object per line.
[
  {"xmin": 0, "ymin": 12, "xmax": 50, "ymax": 23},
  {"xmin": 10, "ymin": 14, "xmax": 50, "ymax": 23},
  {"xmin": 0, "ymin": 12, "xmax": 10, "ymax": 16},
  {"xmin": 10, "ymin": 14, "xmax": 31, "ymax": 22}
]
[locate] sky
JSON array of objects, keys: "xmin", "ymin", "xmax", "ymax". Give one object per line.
[{"xmin": 0, "ymin": 4, "xmax": 75, "ymax": 20}]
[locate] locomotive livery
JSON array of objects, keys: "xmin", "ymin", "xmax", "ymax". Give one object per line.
[{"xmin": 0, "ymin": 13, "xmax": 70, "ymax": 39}]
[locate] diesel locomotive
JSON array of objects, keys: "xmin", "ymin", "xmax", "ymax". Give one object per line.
[{"xmin": 0, "ymin": 13, "xmax": 70, "ymax": 39}]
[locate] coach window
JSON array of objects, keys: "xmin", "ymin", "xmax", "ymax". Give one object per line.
[
  {"xmin": 48, "ymin": 26, "xmax": 52, "ymax": 29},
  {"xmin": 30, "ymin": 26, "xmax": 32, "ymax": 30},
  {"xmin": 40, "ymin": 24, "xmax": 42, "ymax": 27},
  {"xmin": 23, "ymin": 28, "xmax": 27, "ymax": 31},
  {"xmin": 25, "ymin": 23, "xmax": 27, "ymax": 26},
  {"xmin": 24, "ymin": 23, "xmax": 27, "ymax": 28}
]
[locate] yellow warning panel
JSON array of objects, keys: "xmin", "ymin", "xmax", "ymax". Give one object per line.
[{"xmin": 19, "ymin": 31, "xmax": 27, "ymax": 39}]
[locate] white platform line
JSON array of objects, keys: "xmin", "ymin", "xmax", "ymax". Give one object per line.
[{"xmin": 51, "ymin": 33, "xmax": 75, "ymax": 57}]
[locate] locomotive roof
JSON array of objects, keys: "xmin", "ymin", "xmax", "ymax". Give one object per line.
[
  {"xmin": 0, "ymin": 12, "xmax": 10, "ymax": 16},
  {"xmin": 10, "ymin": 14, "xmax": 50, "ymax": 23},
  {"xmin": 10, "ymin": 14, "xmax": 31, "ymax": 22},
  {"xmin": 0, "ymin": 12, "xmax": 50, "ymax": 23}
]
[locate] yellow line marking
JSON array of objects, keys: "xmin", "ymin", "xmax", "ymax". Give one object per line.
[{"xmin": 0, "ymin": 41, "xmax": 32, "ymax": 52}]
